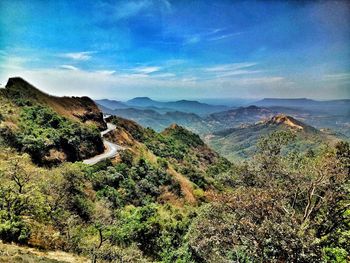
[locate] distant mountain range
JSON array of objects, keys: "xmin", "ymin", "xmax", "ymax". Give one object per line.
[
  {"xmin": 96, "ymin": 97, "xmax": 229, "ymax": 115},
  {"xmin": 97, "ymin": 98, "xmax": 350, "ymax": 138},
  {"xmin": 96, "ymin": 102, "xmax": 209, "ymax": 133},
  {"xmin": 254, "ymin": 98, "xmax": 350, "ymax": 115},
  {"xmin": 95, "ymin": 99, "xmax": 129, "ymax": 110},
  {"xmin": 97, "ymin": 96, "xmax": 349, "ymax": 162}
]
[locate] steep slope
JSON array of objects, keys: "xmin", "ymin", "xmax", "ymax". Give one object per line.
[
  {"xmin": 0, "ymin": 77, "xmax": 104, "ymax": 165},
  {"xmin": 0, "ymin": 242, "xmax": 88, "ymax": 263},
  {"xmin": 4, "ymin": 77, "xmax": 106, "ymax": 130},
  {"xmin": 206, "ymin": 114, "xmax": 344, "ymax": 161},
  {"xmin": 104, "ymin": 116, "xmax": 231, "ymax": 203}
]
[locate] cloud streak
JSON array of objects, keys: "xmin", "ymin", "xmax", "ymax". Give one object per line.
[
  {"xmin": 98, "ymin": 0, "xmax": 172, "ymax": 21},
  {"xmin": 60, "ymin": 51, "xmax": 96, "ymax": 61},
  {"xmin": 59, "ymin": 65, "xmax": 79, "ymax": 70},
  {"xmin": 208, "ymin": 32, "xmax": 242, "ymax": 41},
  {"xmin": 133, "ymin": 66, "xmax": 161, "ymax": 74}
]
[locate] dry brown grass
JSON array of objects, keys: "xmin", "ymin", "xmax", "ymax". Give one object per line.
[
  {"xmin": 0, "ymin": 242, "xmax": 88, "ymax": 263},
  {"xmin": 167, "ymin": 166, "xmax": 196, "ymax": 205}
]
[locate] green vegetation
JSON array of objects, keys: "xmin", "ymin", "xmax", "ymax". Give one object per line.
[
  {"xmin": 207, "ymin": 115, "xmax": 341, "ymax": 161},
  {"xmin": 1, "ymin": 104, "xmax": 103, "ymax": 165},
  {"xmin": 108, "ymin": 116, "xmax": 230, "ymax": 190},
  {"xmin": 0, "ymin": 81, "xmax": 349, "ymax": 262},
  {"xmin": 186, "ymin": 134, "xmax": 350, "ymax": 262},
  {"xmin": 1, "ymin": 121, "xmax": 348, "ymax": 262}
]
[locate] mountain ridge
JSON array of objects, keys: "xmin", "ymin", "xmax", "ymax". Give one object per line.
[
  {"xmin": 208, "ymin": 114, "xmax": 343, "ymax": 160},
  {"xmin": 99, "ymin": 97, "xmax": 229, "ymax": 115},
  {"xmin": 4, "ymin": 77, "xmax": 106, "ymax": 130},
  {"xmin": 0, "ymin": 77, "xmax": 105, "ymax": 165}
]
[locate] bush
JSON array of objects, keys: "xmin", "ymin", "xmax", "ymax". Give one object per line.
[
  {"xmin": 16, "ymin": 105, "xmax": 103, "ymax": 165},
  {"xmin": 0, "ymin": 216, "xmax": 30, "ymax": 244}
]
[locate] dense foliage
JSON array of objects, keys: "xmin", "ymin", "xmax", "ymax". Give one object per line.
[
  {"xmin": 1, "ymin": 126, "xmax": 348, "ymax": 262},
  {"xmin": 108, "ymin": 116, "xmax": 231, "ymax": 190},
  {"xmin": 1, "ymin": 105, "xmax": 103, "ymax": 165},
  {"xmin": 0, "ymin": 93, "xmax": 349, "ymax": 262},
  {"xmin": 187, "ymin": 133, "xmax": 350, "ymax": 262}
]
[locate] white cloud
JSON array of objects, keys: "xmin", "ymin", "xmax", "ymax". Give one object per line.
[
  {"xmin": 152, "ymin": 73, "xmax": 176, "ymax": 78},
  {"xmin": 95, "ymin": 70, "xmax": 116, "ymax": 75},
  {"xmin": 238, "ymin": 76, "xmax": 285, "ymax": 85},
  {"xmin": 203, "ymin": 62, "xmax": 257, "ymax": 72},
  {"xmin": 160, "ymin": 0, "xmax": 172, "ymax": 11},
  {"xmin": 60, "ymin": 51, "xmax": 95, "ymax": 61},
  {"xmin": 0, "ymin": 56, "xmax": 344, "ymax": 100},
  {"xmin": 208, "ymin": 32, "xmax": 242, "ymax": 41},
  {"xmin": 59, "ymin": 65, "xmax": 79, "ymax": 71},
  {"xmin": 215, "ymin": 70, "xmax": 262, "ymax": 78},
  {"xmin": 0, "ymin": 56, "xmax": 29, "ymax": 70},
  {"xmin": 133, "ymin": 66, "xmax": 161, "ymax": 74}
]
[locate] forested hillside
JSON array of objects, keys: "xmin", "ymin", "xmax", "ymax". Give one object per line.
[
  {"xmin": 0, "ymin": 79, "xmax": 349, "ymax": 262},
  {"xmin": 206, "ymin": 114, "xmax": 343, "ymax": 161},
  {"xmin": 0, "ymin": 78, "xmax": 104, "ymax": 165}
]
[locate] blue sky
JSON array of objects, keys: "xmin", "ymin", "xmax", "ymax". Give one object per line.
[{"xmin": 0, "ymin": 0, "xmax": 349, "ymax": 100}]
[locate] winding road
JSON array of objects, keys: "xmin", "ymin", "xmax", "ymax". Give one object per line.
[{"xmin": 83, "ymin": 122, "xmax": 124, "ymax": 165}]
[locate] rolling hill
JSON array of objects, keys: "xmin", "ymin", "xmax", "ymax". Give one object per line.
[
  {"xmin": 96, "ymin": 103, "xmax": 209, "ymax": 133},
  {"xmin": 206, "ymin": 114, "xmax": 344, "ymax": 161},
  {"xmin": 0, "ymin": 77, "xmax": 105, "ymax": 165}
]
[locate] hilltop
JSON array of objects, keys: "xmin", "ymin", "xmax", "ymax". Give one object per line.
[
  {"xmin": 95, "ymin": 99, "xmax": 129, "ymax": 110},
  {"xmin": 205, "ymin": 105, "xmax": 274, "ymax": 131},
  {"xmin": 0, "ymin": 78, "xmax": 105, "ymax": 165},
  {"xmin": 104, "ymin": 116, "xmax": 230, "ymax": 203},
  {"xmin": 4, "ymin": 77, "xmax": 106, "ymax": 130},
  {"xmin": 206, "ymin": 114, "xmax": 342, "ymax": 161}
]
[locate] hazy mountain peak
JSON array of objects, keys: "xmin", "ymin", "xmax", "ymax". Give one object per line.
[
  {"xmin": 262, "ymin": 98, "xmax": 312, "ymax": 102},
  {"xmin": 268, "ymin": 114, "xmax": 305, "ymax": 130},
  {"xmin": 128, "ymin": 97, "xmax": 154, "ymax": 101}
]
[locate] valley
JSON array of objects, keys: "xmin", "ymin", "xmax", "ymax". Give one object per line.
[
  {"xmin": 96, "ymin": 97, "xmax": 349, "ymax": 161},
  {"xmin": 1, "ymin": 1, "xmax": 349, "ymax": 261},
  {"xmin": 0, "ymin": 78, "xmax": 348, "ymax": 262}
]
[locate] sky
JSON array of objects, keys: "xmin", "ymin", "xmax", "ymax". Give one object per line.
[{"xmin": 0, "ymin": 0, "xmax": 349, "ymax": 100}]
